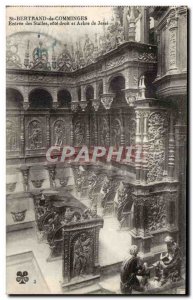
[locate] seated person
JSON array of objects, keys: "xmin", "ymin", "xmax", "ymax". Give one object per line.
[
  {"xmin": 154, "ymin": 236, "xmax": 182, "ymax": 285},
  {"xmin": 120, "ymin": 245, "xmax": 150, "ymax": 294}
]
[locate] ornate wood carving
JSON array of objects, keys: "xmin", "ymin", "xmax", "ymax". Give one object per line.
[
  {"xmin": 111, "ymin": 118, "xmax": 122, "ymax": 146},
  {"xmin": 6, "ymin": 120, "xmax": 19, "ymax": 151},
  {"xmin": 27, "ymin": 119, "xmax": 43, "ymax": 150},
  {"xmin": 146, "ymin": 195, "xmax": 167, "ymax": 232},
  {"xmin": 147, "ymin": 112, "xmax": 168, "ymax": 183},
  {"xmin": 53, "ymin": 119, "xmax": 66, "ymax": 146},
  {"xmin": 74, "ymin": 118, "xmax": 85, "ymax": 146},
  {"xmin": 100, "ymin": 117, "xmax": 109, "ymax": 146}
]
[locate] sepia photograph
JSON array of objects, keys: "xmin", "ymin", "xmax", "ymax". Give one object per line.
[{"xmin": 6, "ymin": 5, "xmax": 187, "ymax": 295}]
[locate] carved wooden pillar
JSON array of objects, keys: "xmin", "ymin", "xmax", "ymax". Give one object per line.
[
  {"xmin": 81, "ymin": 85, "xmax": 85, "ymax": 101},
  {"xmin": 23, "ymin": 86, "xmax": 29, "ymax": 110},
  {"xmin": 46, "ymin": 164, "xmax": 56, "ymax": 189},
  {"xmin": 20, "ymin": 165, "xmax": 30, "ymax": 192},
  {"xmin": 86, "ymin": 115, "xmax": 90, "ymax": 147},
  {"xmin": 168, "ymin": 112, "xmax": 175, "ymax": 180},
  {"xmin": 174, "ymin": 98, "xmax": 187, "ymax": 253},
  {"xmin": 141, "ymin": 112, "xmax": 149, "ymax": 183},
  {"xmin": 71, "ymin": 88, "xmax": 79, "ymax": 112},
  {"xmin": 132, "ymin": 201, "xmax": 140, "ymax": 236},
  {"xmin": 93, "ymin": 226, "xmax": 100, "ymax": 274},
  {"xmin": 93, "ymin": 113, "xmax": 98, "ymax": 146},
  {"xmin": 140, "ymin": 7, "xmax": 149, "ymax": 44},
  {"xmin": 156, "ymin": 30, "xmax": 161, "ymax": 78},
  {"xmin": 128, "ymin": 7, "xmax": 136, "ymax": 41},
  {"xmin": 46, "ymin": 114, "xmax": 50, "ymax": 148},
  {"xmin": 118, "ymin": 109, "xmax": 125, "ymax": 146},
  {"xmin": 168, "ymin": 9, "xmax": 179, "ymax": 73},
  {"xmin": 93, "ymin": 82, "xmax": 97, "ymax": 100},
  {"xmin": 167, "ymin": 192, "xmax": 178, "ymax": 231},
  {"xmin": 102, "ymin": 76, "xmax": 108, "ymax": 94},
  {"xmin": 79, "ymin": 85, "xmax": 87, "ymax": 111},
  {"xmin": 62, "ymin": 230, "xmax": 70, "ymax": 284},
  {"xmin": 135, "ymin": 111, "xmax": 142, "ymax": 182},
  {"xmin": 20, "ymin": 113, "xmax": 25, "ymax": 156},
  {"xmin": 52, "ymin": 88, "xmax": 58, "ymax": 109}
]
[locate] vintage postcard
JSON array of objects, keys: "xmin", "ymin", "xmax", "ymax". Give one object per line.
[{"xmin": 6, "ymin": 6, "xmax": 187, "ymax": 294}]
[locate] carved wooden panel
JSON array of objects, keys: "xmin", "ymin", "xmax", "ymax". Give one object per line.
[
  {"xmin": 98, "ymin": 115, "xmax": 109, "ymax": 146},
  {"xmin": 51, "ymin": 119, "xmax": 66, "ymax": 147},
  {"xmin": 73, "ymin": 116, "xmax": 86, "ymax": 146},
  {"xmin": 25, "ymin": 115, "xmax": 47, "ymax": 156},
  {"xmin": 6, "ymin": 116, "xmax": 21, "ymax": 157},
  {"xmin": 70, "ymin": 231, "xmax": 94, "ymax": 278},
  {"xmin": 111, "ymin": 117, "xmax": 122, "ymax": 146},
  {"xmin": 147, "ymin": 112, "xmax": 168, "ymax": 183}
]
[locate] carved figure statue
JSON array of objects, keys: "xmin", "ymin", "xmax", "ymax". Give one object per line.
[
  {"xmin": 74, "ymin": 121, "xmax": 84, "ymax": 146},
  {"xmin": 29, "ymin": 121, "xmax": 42, "ymax": 149},
  {"xmin": 112, "ymin": 120, "xmax": 121, "ymax": 145},
  {"xmin": 54, "ymin": 121, "xmax": 65, "ymax": 146},
  {"xmin": 101, "ymin": 118, "xmax": 108, "ymax": 145},
  {"xmin": 7, "ymin": 121, "xmax": 17, "ymax": 150},
  {"xmin": 73, "ymin": 233, "xmax": 92, "ymax": 277},
  {"xmin": 120, "ymin": 245, "xmax": 150, "ymax": 294},
  {"xmin": 153, "ymin": 236, "xmax": 182, "ymax": 285}
]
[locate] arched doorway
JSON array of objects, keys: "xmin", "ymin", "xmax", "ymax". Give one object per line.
[
  {"xmin": 29, "ymin": 89, "xmax": 53, "ymax": 108},
  {"xmin": 6, "ymin": 88, "xmax": 23, "ymax": 109},
  {"xmin": 58, "ymin": 89, "xmax": 71, "ymax": 108},
  {"xmin": 109, "ymin": 75, "xmax": 125, "ymax": 106},
  {"xmin": 85, "ymin": 85, "xmax": 94, "ymax": 101}
]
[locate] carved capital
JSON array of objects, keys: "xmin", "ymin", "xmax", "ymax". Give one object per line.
[
  {"xmin": 124, "ymin": 89, "xmax": 137, "ymax": 107},
  {"xmin": 53, "ymin": 102, "xmax": 59, "ymax": 109},
  {"xmin": 23, "ymin": 102, "xmax": 30, "ymax": 110},
  {"xmin": 71, "ymin": 102, "xmax": 79, "ymax": 112},
  {"xmin": 79, "ymin": 100, "xmax": 88, "ymax": 111},
  {"xmin": 92, "ymin": 99, "xmax": 100, "ymax": 111},
  {"xmin": 101, "ymin": 93, "xmax": 114, "ymax": 110}
]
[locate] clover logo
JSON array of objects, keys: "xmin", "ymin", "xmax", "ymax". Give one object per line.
[{"xmin": 16, "ymin": 271, "xmax": 29, "ymax": 284}]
